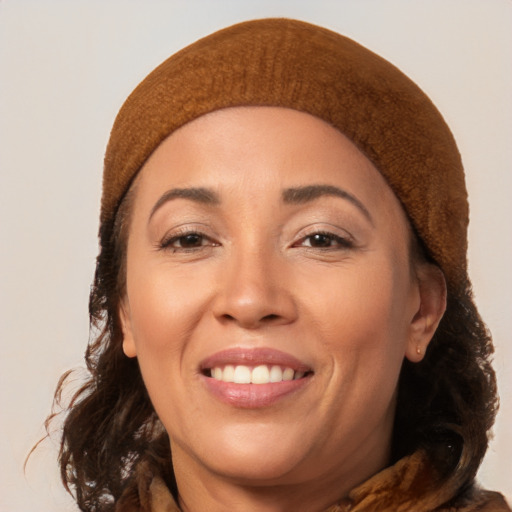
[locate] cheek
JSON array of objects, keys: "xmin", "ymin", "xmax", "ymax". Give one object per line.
[
  {"xmin": 123, "ymin": 265, "xmax": 204, "ymax": 422},
  {"xmin": 124, "ymin": 253, "xmax": 226, "ymax": 401},
  {"xmin": 125, "ymin": 257, "xmax": 202, "ymax": 359},
  {"xmin": 307, "ymin": 258, "xmax": 412, "ymax": 380}
]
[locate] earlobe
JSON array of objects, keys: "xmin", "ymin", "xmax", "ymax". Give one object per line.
[
  {"xmin": 119, "ymin": 300, "xmax": 137, "ymax": 358},
  {"xmin": 405, "ymin": 263, "xmax": 447, "ymax": 363}
]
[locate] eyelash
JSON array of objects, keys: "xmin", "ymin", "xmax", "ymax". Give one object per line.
[
  {"xmin": 159, "ymin": 229, "xmax": 354, "ymax": 253},
  {"xmin": 159, "ymin": 230, "xmax": 217, "ymax": 252},
  {"xmin": 294, "ymin": 231, "xmax": 354, "ymax": 250}
]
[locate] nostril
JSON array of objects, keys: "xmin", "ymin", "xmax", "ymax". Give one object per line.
[{"xmin": 218, "ymin": 312, "xmax": 282, "ymax": 328}]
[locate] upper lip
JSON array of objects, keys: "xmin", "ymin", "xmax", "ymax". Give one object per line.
[{"xmin": 200, "ymin": 347, "xmax": 312, "ymax": 372}]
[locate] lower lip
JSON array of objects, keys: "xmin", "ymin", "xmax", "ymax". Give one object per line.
[{"xmin": 202, "ymin": 376, "xmax": 311, "ymax": 409}]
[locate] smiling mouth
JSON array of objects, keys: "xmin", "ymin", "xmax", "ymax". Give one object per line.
[
  {"xmin": 203, "ymin": 364, "xmax": 313, "ymax": 384},
  {"xmin": 200, "ymin": 349, "xmax": 314, "ymax": 408}
]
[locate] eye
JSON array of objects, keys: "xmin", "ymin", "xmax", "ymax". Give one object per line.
[
  {"xmin": 160, "ymin": 231, "xmax": 217, "ymax": 251},
  {"xmin": 173, "ymin": 233, "xmax": 205, "ymax": 248},
  {"xmin": 297, "ymin": 231, "xmax": 353, "ymax": 249}
]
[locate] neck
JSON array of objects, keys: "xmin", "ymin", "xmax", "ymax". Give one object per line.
[{"xmin": 176, "ymin": 469, "xmax": 353, "ymax": 512}]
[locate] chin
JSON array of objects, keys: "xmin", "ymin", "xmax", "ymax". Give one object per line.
[
  {"xmin": 205, "ymin": 452, "xmax": 306, "ymax": 485},
  {"xmin": 177, "ymin": 422, "xmax": 313, "ymax": 484}
]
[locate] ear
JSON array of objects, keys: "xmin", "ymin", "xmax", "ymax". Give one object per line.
[
  {"xmin": 405, "ymin": 263, "xmax": 447, "ymax": 363},
  {"xmin": 119, "ymin": 299, "xmax": 137, "ymax": 358}
]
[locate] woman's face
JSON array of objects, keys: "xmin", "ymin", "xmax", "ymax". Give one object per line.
[{"xmin": 120, "ymin": 107, "xmax": 430, "ymax": 492}]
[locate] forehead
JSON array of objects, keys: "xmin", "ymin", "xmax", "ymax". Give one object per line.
[
  {"xmin": 133, "ymin": 106, "xmax": 409, "ymax": 232},
  {"xmin": 140, "ymin": 108, "xmax": 384, "ymax": 189}
]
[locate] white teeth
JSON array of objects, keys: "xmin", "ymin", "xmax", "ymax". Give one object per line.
[
  {"xmin": 251, "ymin": 365, "xmax": 270, "ymax": 384},
  {"xmin": 233, "ymin": 365, "xmax": 251, "ymax": 384},
  {"xmin": 269, "ymin": 365, "xmax": 283, "ymax": 382},
  {"xmin": 282, "ymin": 368, "xmax": 294, "ymax": 381},
  {"xmin": 223, "ymin": 365, "xmax": 235, "ymax": 382},
  {"xmin": 210, "ymin": 364, "xmax": 306, "ymax": 384}
]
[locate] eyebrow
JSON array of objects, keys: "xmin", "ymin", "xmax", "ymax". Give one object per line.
[
  {"xmin": 282, "ymin": 185, "xmax": 373, "ymax": 224},
  {"xmin": 149, "ymin": 184, "xmax": 373, "ymax": 224},
  {"xmin": 149, "ymin": 187, "xmax": 220, "ymax": 221}
]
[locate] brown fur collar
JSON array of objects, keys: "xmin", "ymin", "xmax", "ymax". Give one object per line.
[{"xmin": 115, "ymin": 451, "xmax": 510, "ymax": 511}]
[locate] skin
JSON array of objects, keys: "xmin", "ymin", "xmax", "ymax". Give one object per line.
[{"xmin": 120, "ymin": 107, "xmax": 446, "ymax": 512}]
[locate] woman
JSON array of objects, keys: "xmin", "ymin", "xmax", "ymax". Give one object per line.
[{"xmin": 51, "ymin": 19, "xmax": 509, "ymax": 511}]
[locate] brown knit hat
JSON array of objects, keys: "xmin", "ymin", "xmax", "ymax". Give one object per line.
[{"xmin": 103, "ymin": 18, "xmax": 468, "ymax": 292}]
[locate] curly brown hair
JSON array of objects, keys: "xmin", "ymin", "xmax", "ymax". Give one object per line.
[{"xmin": 45, "ymin": 172, "xmax": 499, "ymax": 511}]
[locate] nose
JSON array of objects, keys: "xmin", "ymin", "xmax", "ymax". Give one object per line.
[{"xmin": 212, "ymin": 246, "xmax": 298, "ymax": 330}]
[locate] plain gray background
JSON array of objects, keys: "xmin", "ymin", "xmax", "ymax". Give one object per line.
[{"xmin": 1, "ymin": 1, "xmax": 511, "ymax": 510}]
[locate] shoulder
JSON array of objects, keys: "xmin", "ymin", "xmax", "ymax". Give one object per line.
[
  {"xmin": 437, "ymin": 488, "xmax": 511, "ymax": 512},
  {"xmin": 115, "ymin": 458, "xmax": 180, "ymax": 512},
  {"xmin": 348, "ymin": 451, "xmax": 510, "ymax": 512}
]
